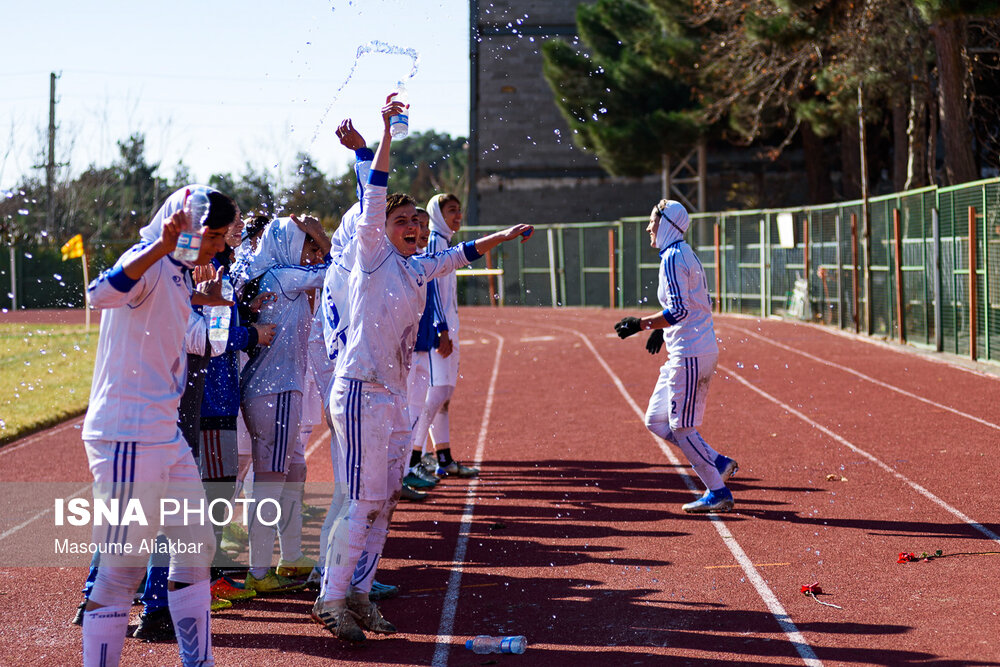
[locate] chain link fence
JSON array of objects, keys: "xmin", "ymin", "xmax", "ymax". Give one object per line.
[{"xmin": 6, "ymin": 178, "xmax": 1000, "ymax": 363}]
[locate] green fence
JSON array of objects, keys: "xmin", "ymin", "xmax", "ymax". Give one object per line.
[
  {"xmin": 454, "ymin": 178, "xmax": 1000, "ymax": 364},
  {"xmin": 6, "ymin": 178, "xmax": 1000, "ymax": 363}
]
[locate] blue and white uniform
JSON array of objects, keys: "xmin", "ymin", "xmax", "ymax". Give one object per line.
[
  {"xmin": 240, "ymin": 217, "xmax": 328, "ymax": 574},
  {"xmin": 643, "ymin": 201, "xmax": 726, "ymax": 492},
  {"xmin": 81, "ymin": 185, "xmax": 219, "ymax": 667},
  {"xmin": 321, "ymin": 169, "xmax": 481, "ymax": 605}
]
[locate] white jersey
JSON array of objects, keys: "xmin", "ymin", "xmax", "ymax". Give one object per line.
[
  {"xmin": 426, "ymin": 196, "xmax": 459, "ymax": 336},
  {"xmin": 335, "ymin": 171, "xmax": 480, "ymax": 396},
  {"xmin": 83, "ymin": 246, "xmax": 195, "ymax": 443},
  {"xmin": 240, "ymin": 262, "xmax": 327, "ymax": 400},
  {"xmin": 657, "ymin": 240, "xmax": 718, "ymax": 357}
]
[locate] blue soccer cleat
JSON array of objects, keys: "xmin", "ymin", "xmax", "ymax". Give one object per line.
[
  {"xmin": 682, "ymin": 487, "xmax": 735, "ymax": 513},
  {"xmin": 715, "ymin": 454, "xmax": 739, "ymax": 481}
]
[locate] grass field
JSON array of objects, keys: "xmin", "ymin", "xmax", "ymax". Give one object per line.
[{"xmin": 0, "ymin": 323, "xmax": 95, "ymax": 444}]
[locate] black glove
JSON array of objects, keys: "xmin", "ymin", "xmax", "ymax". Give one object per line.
[
  {"xmin": 614, "ymin": 316, "xmax": 642, "ymax": 339},
  {"xmin": 645, "ymin": 329, "xmax": 664, "ymax": 354}
]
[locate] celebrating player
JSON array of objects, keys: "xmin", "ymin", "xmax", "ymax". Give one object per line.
[
  {"xmin": 313, "ymin": 93, "xmax": 533, "ymax": 643},
  {"xmin": 80, "ymin": 185, "xmax": 237, "ymax": 667},
  {"xmin": 614, "ymin": 199, "xmax": 739, "ymax": 513}
]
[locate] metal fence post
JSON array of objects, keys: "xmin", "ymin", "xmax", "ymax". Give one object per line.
[
  {"xmin": 607, "ymin": 228, "xmax": 615, "ymax": 309},
  {"xmin": 760, "ymin": 216, "xmax": 767, "ymax": 317},
  {"xmin": 835, "ymin": 214, "xmax": 844, "ymax": 329},
  {"xmin": 8, "ymin": 245, "xmax": 16, "ymax": 311},
  {"xmin": 893, "ymin": 207, "xmax": 905, "ymax": 343},
  {"xmin": 714, "ymin": 220, "xmax": 721, "ymax": 313},
  {"xmin": 851, "ymin": 213, "xmax": 860, "ymax": 333},
  {"xmin": 969, "ymin": 205, "xmax": 978, "ymax": 360},
  {"xmin": 932, "ymin": 208, "xmax": 943, "ymax": 352},
  {"xmin": 547, "ymin": 227, "xmax": 558, "ymax": 308}
]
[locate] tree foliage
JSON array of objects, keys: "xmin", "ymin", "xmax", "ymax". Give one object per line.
[{"xmin": 541, "ymin": 0, "xmax": 706, "ymax": 178}]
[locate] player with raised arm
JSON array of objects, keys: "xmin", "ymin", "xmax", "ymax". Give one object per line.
[
  {"xmin": 80, "ymin": 186, "xmax": 236, "ymax": 667},
  {"xmin": 614, "ymin": 200, "xmax": 739, "ymax": 513},
  {"xmin": 313, "ymin": 94, "xmax": 533, "ymax": 643}
]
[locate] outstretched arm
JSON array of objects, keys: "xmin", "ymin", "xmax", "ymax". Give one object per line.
[{"xmin": 473, "ymin": 224, "xmax": 534, "ymax": 256}]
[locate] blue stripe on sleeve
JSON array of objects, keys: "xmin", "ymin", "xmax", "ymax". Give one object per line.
[
  {"xmin": 354, "ymin": 147, "xmax": 374, "ymax": 161},
  {"xmin": 106, "ymin": 265, "xmax": 139, "ymax": 293},
  {"xmin": 368, "ymin": 170, "xmax": 388, "ymax": 187},
  {"xmin": 462, "ymin": 240, "xmax": 482, "ymax": 262},
  {"xmin": 663, "ymin": 309, "xmax": 678, "ymax": 326}
]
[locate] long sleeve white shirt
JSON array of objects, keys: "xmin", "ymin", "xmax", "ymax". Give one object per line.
[{"xmin": 335, "ymin": 171, "xmax": 481, "ymax": 396}]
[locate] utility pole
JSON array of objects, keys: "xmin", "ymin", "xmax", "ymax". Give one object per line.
[{"xmin": 46, "ymin": 72, "xmax": 59, "ymax": 232}]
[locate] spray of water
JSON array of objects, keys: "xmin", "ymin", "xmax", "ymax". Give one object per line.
[{"xmin": 309, "ymin": 39, "xmax": 420, "ymax": 148}]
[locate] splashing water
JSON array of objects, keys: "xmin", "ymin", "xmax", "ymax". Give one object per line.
[{"xmin": 309, "ymin": 39, "xmax": 420, "ymax": 147}]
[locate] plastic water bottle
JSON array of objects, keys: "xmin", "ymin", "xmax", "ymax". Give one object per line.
[
  {"xmin": 173, "ymin": 190, "xmax": 210, "ymax": 263},
  {"xmin": 207, "ymin": 278, "xmax": 233, "ymax": 343},
  {"xmin": 389, "ymin": 81, "xmax": 409, "ymax": 139},
  {"xmin": 465, "ymin": 635, "xmax": 527, "ymax": 655}
]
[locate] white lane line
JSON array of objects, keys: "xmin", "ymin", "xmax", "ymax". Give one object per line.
[
  {"xmin": 569, "ymin": 329, "xmax": 822, "ymax": 667},
  {"xmin": 723, "ymin": 323, "xmax": 1000, "ymax": 433},
  {"xmin": 432, "ymin": 330, "xmax": 504, "ymax": 667},
  {"xmin": 520, "ymin": 335, "xmax": 555, "ymax": 342},
  {"xmin": 721, "ymin": 364, "xmax": 1000, "ymax": 546},
  {"xmin": 0, "ymin": 416, "xmax": 85, "ymax": 458},
  {"xmin": 0, "ymin": 483, "xmax": 90, "ymax": 542}
]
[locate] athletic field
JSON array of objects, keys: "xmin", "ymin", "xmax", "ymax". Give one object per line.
[{"xmin": 2, "ymin": 307, "xmax": 998, "ymax": 666}]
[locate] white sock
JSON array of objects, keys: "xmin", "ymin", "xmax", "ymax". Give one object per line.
[
  {"xmin": 277, "ymin": 462, "xmax": 306, "ymax": 563},
  {"xmin": 82, "ymin": 605, "xmax": 130, "ymax": 667},
  {"xmin": 168, "ymin": 580, "xmax": 214, "ymax": 667},
  {"xmin": 248, "ymin": 474, "xmax": 284, "ymax": 576},
  {"xmin": 322, "ymin": 503, "xmax": 375, "ymax": 604},
  {"xmin": 673, "ymin": 428, "xmax": 724, "ymax": 490}
]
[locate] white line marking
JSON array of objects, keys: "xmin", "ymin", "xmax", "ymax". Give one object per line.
[
  {"xmin": 0, "ymin": 416, "xmax": 85, "ymax": 457},
  {"xmin": 568, "ymin": 330, "xmax": 822, "ymax": 667},
  {"xmin": 720, "ymin": 363, "xmax": 1000, "ymax": 546},
  {"xmin": 0, "ymin": 483, "xmax": 90, "ymax": 542},
  {"xmin": 519, "ymin": 335, "xmax": 555, "ymax": 342},
  {"xmin": 432, "ymin": 330, "xmax": 504, "ymax": 667},
  {"xmin": 723, "ymin": 323, "xmax": 1000, "ymax": 433}
]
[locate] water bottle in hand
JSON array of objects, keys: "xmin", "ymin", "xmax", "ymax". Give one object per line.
[
  {"xmin": 174, "ymin": 190, "xmax": 210, "ymax": 263},
  {"xmin": 389, "ymin": 81, "xmax": 409, "ymax": 139},
  {"xmin": 207, "ymin": 278, "xmax": 234, "ymax": 343},
  {"xmin": 465, "ymin": 635, "xmax": 527, "ymax": 654}
]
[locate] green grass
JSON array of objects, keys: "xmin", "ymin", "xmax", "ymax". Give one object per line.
[{"xmin": 0, "ymin": 323, "xmax": 97, "ymax": 445}]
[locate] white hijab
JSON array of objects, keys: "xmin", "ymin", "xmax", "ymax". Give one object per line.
[
  {"xmin": 140, "ymin": 184, "xmax": 217, "ymax": 267},
  {"xmin": 427, "ymin": 194, "xmax": 454, "ymax": 242},
  {"xmin": 655, "ymin": 200, "xmax": 691, "ymax": 254},
  {"xmin": 243, "ymin": 217, "xmax": 307, "ymax": 283}
]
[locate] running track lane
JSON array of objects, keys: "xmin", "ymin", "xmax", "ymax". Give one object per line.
[
  {"xmin": 2, "ymin": 308, "xmax": 1000, "ymax": 664},
  {"xmin": 461, "ymin": 308, "xmax": 1000, "ymax": 665}
]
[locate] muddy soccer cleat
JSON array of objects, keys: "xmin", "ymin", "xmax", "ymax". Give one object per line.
[
  {"xmin": 682, "ymin": 487, "xmax": 735, "ymax": 514},
  {"xmin": 276, "ymin": 554, "xmax": 317, "ymax": 579},
  {"xmin": 132, "ymin": 607, "xmax": 175, "ymax": 641},
  {"xmin": 210, "ymin": 576, "xmax": 256, "ymax": 602},
  {"xmin": 311, "ymin": 598, "xmax": 366, "ymax": 643},
  {"xmin": 440, "ymin": 460, "xmax": 479, "ymax": 478},
  {"xmin": 400, "ymin": 484, "xmax": 429, "ymax": 502},
  {"xmin": 420, "ymin": 453, "xmax": 442, "ymax": 477},
  {"xmin": 210, "ymin": 597, "xmax": 233, "ymax": 612},
  {"xmin": 402, "ymin": 470, "xmax": 436, "ymax": 489},
  {"xmin": 347, "ymin": 591, "xmax": 397, "ymax": 634},
  {"xmin": 71, "ymin": 600, "xmax": 87, "ymax": 626},
  {"xmin": 221, "ymin": 521, "xmax": 249, "ymax": 554},
  {"xmin": 715, "ymin": 454, "xmax": 739, "ymax": 482},
  {"xmin": 368, "ymin": 580, "xmax": 400, "ymax": 601},
  {"xmin": 245, "ymin": 569, "xmax": 307, "ymax": 595}
]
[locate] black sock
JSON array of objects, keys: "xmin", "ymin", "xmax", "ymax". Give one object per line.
[
  {"xmin": 410, "ymin": 450, "xmax": 422, "ymax": 468},
  {"xmin": 437, "ymin": 448, "xmax": 453, "ymax": 466}
]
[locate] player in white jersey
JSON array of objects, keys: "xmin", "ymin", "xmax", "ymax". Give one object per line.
[
  {"xmin": 313, "ymin": 95, "xmax": 534, "ymax": 643},
  {"xmin": 239, "ymin": 215, "xmax": 330, "ymax": 593},
  {"xmin": 409, "ymin": 193, "xmax": 480, "ymax": 477},
  {"xmin": 614, "ymin": 200, "xmax": 739, "ymax": 513},
  {"xmin": 80, "ymin": 185, "xmax": 237, "ymax": 667}
]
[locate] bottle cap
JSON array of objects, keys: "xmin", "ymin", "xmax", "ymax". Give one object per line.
[{"xmin": 465, "ymin": 639, "xmax": 473, "ymax": 650}]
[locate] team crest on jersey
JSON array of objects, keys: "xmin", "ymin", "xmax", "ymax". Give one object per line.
[{"xmin": 172, "ymin": 275, "xmax": 182, "ymax": 285}]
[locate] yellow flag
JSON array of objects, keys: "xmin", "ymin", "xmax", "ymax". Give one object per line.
[{"xmin": 61, "ymin": 234, "xmax": 84, "ymax": 261}]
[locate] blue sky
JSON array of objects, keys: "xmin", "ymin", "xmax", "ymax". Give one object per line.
[{"xmin": 0, "ymin": 0, "xmax": 470, "ymax": 190}]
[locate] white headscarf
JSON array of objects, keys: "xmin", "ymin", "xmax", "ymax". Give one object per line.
[
  {"xmin": 140, "ymin": 184, "xmax": 217, "ymax": 267},
  {"xmin": 243, "ymin": 216, "xmax": 308, "ymax": 284},
  {"xmin": 655, "ymin": 200, "xmax": 691, "ymax": 254},
  {"xmin": 427, "ymin": 194, "xmax": 454, "ymax": 242}
]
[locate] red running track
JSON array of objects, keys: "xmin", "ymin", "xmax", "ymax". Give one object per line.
[{"xmin": 1, "ymin": 307, "xmax": 998, "ymax": 666}]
